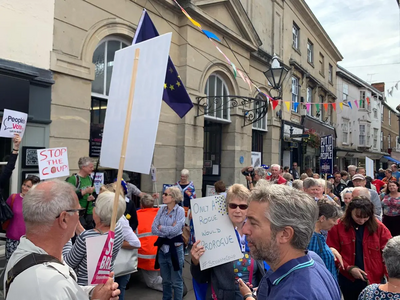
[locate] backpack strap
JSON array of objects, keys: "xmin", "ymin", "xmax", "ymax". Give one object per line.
[
  {"xmin": 73, "ymin": 174, "xmax": 80, "ymax": 190},
  {"xmin": 5, "ymin": 253, "xmax": 68, "ymax": 298}
]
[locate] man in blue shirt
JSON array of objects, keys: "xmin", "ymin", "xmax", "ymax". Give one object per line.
[
  {"xmin": 391, "ymin": 164, "xmax": 400, "ymax": 182},
  {"xmin": 239, "ymin": 184, "xmax": 341, "ymax": 300}
]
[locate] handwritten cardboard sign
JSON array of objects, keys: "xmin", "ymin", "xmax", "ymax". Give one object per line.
[
  {"xmin": 0, "ymin": 109, "xmax": 28, "ymax": 138},
  {"xmin": 91, "ymin": 172, "xmax": 104, "ymax": 195},
  {"xmin": 37, "ymin": 147, "xmax": 69, "ymax": 180},
  {"xmin": 88, "ymin": 231, "xmax": 115, "ymax": 285},
  {"xmin": 191, "ymin": 195, "xmax": 243, "ymax": 270}
]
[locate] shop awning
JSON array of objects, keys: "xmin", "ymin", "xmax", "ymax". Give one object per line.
[{"xmin": 383, "ymin": 156, "xmax": 400, "ymax": 164}]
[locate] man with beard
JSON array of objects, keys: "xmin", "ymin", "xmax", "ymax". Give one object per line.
[
  {"xmin": 239, "ymin": 184, "xmax": 341, "ymax": 300},
  {"xmin": 333, "ymin": 172, "xmax": 346, "ymax": 199}
]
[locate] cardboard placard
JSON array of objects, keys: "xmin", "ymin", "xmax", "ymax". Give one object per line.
[
  {"xmin": 191, "ymin": 195, "xmax": 243, "ymax": 270},
  {"xmin": 91, "ymin": 172, "xmax": 104, "ymax": 195},
  {"xmin": 365, "ymin": 157, "xmax": 374, "ymax": 178},
  {"xmin": 90, "ymin": 231, "xmax": 115, "ymax": 285},
  {"xmin": 0, "ymin": 109, "xmax": 28, "ymax": 138},
  {"xmin": 100, "ymin": 33, "xmax": 172, "ymax": 174},
  {"xmin": 37, "ymin": 147, "xmax": 69, "ymax": 180}
]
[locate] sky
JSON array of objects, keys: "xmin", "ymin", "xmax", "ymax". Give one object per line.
[{"xmin": 305, "ymin": 0, "xmax": 400, "ymax": 112}]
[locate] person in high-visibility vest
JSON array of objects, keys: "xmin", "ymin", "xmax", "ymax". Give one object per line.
[{"xmin": 136, "ymin": 194, "xmax": 163, "ymax": 291}]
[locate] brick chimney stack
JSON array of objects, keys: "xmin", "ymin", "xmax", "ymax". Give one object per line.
[{"xmin": 372, "ymin": 82, "xmax": 385, "ymax": 93}]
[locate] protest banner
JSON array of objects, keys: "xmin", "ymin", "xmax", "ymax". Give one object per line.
[
  {"xmin": 320, "ymin": 135, "xmax": 333, "ymax": 175},
  {"xmin": 191, "ymin": 195, "xmax": 243, "ymax": 270},
  {"xmin": 91, "ymin": 172, "xmax": 104, "ymax": 195},
  {"xmin": 37, "ymin": 147, "xmax": 69, "ymax": 180},
  {"xmin": 0, "ymin": 109, "xmax": 28, "ymax": 138},
  {"xmin": 365, "ymin": 157, "xmax": 374, "ymax": 178},
  {"xmin": 91, "ymin": 33, "xmax": 172, "ymax": 284},
  {"xmin": 100, "ymin": 33, "xmax": 172, "ymax": 175}
]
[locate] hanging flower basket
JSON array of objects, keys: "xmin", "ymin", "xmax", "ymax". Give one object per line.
[{"xmin": 304, "ymin": 129, "xmax": 321, "ymax": 149}]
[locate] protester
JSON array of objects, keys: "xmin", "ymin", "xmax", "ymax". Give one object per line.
[
  {"xmin": 305, "ymin": 167, "xmax": 314, "ymax": 177},
  {"xmin": 333, "ymin": 172, "xmax": 347, "ymax": 198},
  {"xmin": 152, "ymin": 186, "xmax": 186, "ymax": 300},
  {"xmin": 282, "ymin": 172, "xmax": 293, "ymax": 186},
  {"xmin": 300, "ymin": 173, "xmax": 309, "ymax": 180},
  {"xmin": 340, "ymin": 188, "xmax": 354, "ymax": 208},
  {"xmin": 136, "ymin": 194, "xmax": 163, "ymax": 292},
  {"xmin": 289, "ymin": 162, "xmax": 300, "ymax": 179},
  {"xmin": 239, "ymin": 184, "xmax": 341, "ymax": 300},
  {"xmin": 66, "ymin": 157, "xmax": 96, "ymax": 229},
  {"xmin": 327, "ymin": 197, "xmax": 392, "ymax": 300},
  {"xmin": 214, "ymin": 180, "xmax": 227, "ymax": 197},
  {"xmin": 303, "ymin": 177, "xmax": 320, "ymax": 199},
  {"xmin": 381, "ymin": 181, "xmax": 400, "ymax": 237},
  {"xmin": 313, "ymin": 173, "xmax": 320, "ymax": 179},
  {"xmin": 383, "ymin": 169, "xmax": 397, "ymax": 184},
  {"xmin": 377, "ymin": 168, "xmax": 385, "ymax": 180},
  {"xmin": 341, "ymin": 171, "xmax": 350, "ymax": 185},
  {"xmin": 371, "ymin": 177, "xmax": 385, "ymax": 193},
  {"xmin": 326, "ymin": 182, "xmax": 341, "ymax": 206},
  {"xmin": 63, "ymin": 190, "xmax": 125, "ymax": 285},
  {"xmin": 100, "ymin": 183, "xmax": 141, "ymax": 300},
  {"xmin": 308, "ymin": 200, "xmax": 343, "ymax": 279},
  {"xmin": 242, "ymin": 166, "xmax": 266, "ymax": 190},
  {"xmin": 358, "ymin": 236, "xmax": 400, "ymax": 299},
  {"xmin": 5, "ymin": 175, "xmax": 40, "ymax": 259},
  {"xmin": 327, "ymin": 175, "xmax": 335, "ymax": 184},
  {"xmin": 391, "ymin": 164, "xmax": 400, "ymax": 182},
  {"xmin": 348, "ymin": 165, "xmax": 357, "ymax": 179},
  {"xmin": 292, "ymin": 179, "xmax": 303, "ymax": 190},
  {"xmin": 266, "ymin": 164, "xmax": 286, "ymax": 184},
  {"xmin": 315, "ymin": 179, "xmax": 335, "ymax": 202},
  {"xmin": 191, "ymin": 184, "xmax": 265, "ymax": 300},
  {"xmin": 0, "ymin": 134, "xmax": 21, "ymax": 200},
  {"xmin": 283, "ymin": 166, "xmax": 290, "ymax": 173},
  {"xmin": 4, "ymin": 180, "xmax": 120, "ymax": 299},
  {"xmin": 351, "ymin": 175, "xmax": 382, "ymax": 219}
]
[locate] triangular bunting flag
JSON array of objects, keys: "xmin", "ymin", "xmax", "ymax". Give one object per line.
[
  {"xmin": 395, "ymin": 82, "xmax": 399, "ymax": 90},
  {"xmin": 284, "ymin": 101, "xmax": 291, "ymax": 111},
  {"xmin": 316, "ymin": 103, "xmax": 320, "ymax": 112},
  {"xmin": 339, "ymin": 102, "xmax": 343, "ymax": 110},
  {"xmin": 332, "ymin": 103, "xmax": 336, "ymax": 111},
  {"xmin": 348, "ymin": 101, "xmax": 352, "ymax": 109},
  {"xmin": 272, "ymin": 100, "xmax": 279, "ymax": 110},
  {"xmin": 366, "ymin": 97, "xmax": 370, "ymax": 105},
  {"xmin": 323, "ymin": 103, "xmax": 328, "ymax": 111},
  {"xmin": 293, "ymin": 102, "xmax": 299, "ymax": 111},
  {"xmin": 354, "ymin": 100, "xmax": 359, "ymax": 109},
  {"xmin": 306, "ymin": 103, "xmax": 311, "ymax": 112},
  {"xmin": 237, "ymin": 70, "xmax": 246, "ymax": 83},
  {"xmin": 359, "ymin": 99, "xmax": 362, "ymax": 108},
  {"xmin": 231, "ymin": 63, "xmax": 237, "ymax": 78}
]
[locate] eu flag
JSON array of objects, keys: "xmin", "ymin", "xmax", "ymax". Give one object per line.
[{"xmin": 133, "ymin": 10, "xmax": 194, "ymax": 118}]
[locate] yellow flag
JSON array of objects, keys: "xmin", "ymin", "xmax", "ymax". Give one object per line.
[
  {"xmin": 285, "ymin": 101, "xmax": 291, "ymax": 111},
  {"xmin": 339, "ymin": 102, "xmax": 343, "ymax": 110},
  {"xmin": 189, "ymin": 17, "xmax": 201, "ymax": 28}
]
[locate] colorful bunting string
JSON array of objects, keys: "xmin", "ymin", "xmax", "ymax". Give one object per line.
[{"xmin": 354, "ymin": 100, "xmax": 359, "ymax": 109}]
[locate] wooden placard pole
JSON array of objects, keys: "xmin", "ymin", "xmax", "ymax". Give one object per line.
[
  {"xmin": 324, "ymin": 173, "xmax": 328, "ymax": 195},
  {"xmin": 110, "ymin": 48, "xmax": 140, "ymax": 232}
]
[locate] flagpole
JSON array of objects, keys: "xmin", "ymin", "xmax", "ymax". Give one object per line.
[{"xmin": 110, "ymin": 48, "xmax": 141, "ymax": 232}]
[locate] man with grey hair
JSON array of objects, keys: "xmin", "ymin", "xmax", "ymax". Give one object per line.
[
  {"xmin": 67, "ymin": 157, "xmax": 95, "ymax": 229},
  {"xmin": 241, "ymin": 166, "xmax": 266, "ymax": 190},
  {"xmin": 266, "ymin": 164, "xmax": 287, "ymax": 185},
  {"xmin": 347, "ymin": 165, "xmax": 357, "ymax": 178},
  {"xmin": 4, "ymin": 180, "xmax": 120, "ymax": 299},
  {"xmin": 241, "ymin": 185, "xmax": 341, "ymax": 300},
  {"xmin": 292, "ymin": 179, "xmax": 303, "ymax": 190}
]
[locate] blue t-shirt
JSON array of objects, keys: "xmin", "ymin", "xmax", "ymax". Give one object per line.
[
  {"xmin": 393, "ymin": 171, "xmax": 400, "ymax": 182},
  {"xmin": 257, "ymin": 254, "xmax": 341, "ymax": 300}
]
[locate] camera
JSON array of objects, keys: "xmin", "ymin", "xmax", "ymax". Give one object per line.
[{"xmin": 242, "ymin": 168, "xmax": 255, "ymax": 178}]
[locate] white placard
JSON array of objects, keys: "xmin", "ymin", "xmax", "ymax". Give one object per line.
[
  {"xmin": 191, "ymin": 195, "xmax": 243, "ymax": 270},
  {"xmin": 91, "ymin": 172, "xmax": 104, "ymax": 194},
  {"xmin": 206, "ymin": 185, "xmax": 216, "ymax": 196},
  {"xmin": 100, "ymin": 33, "xmax": 172, "ymax": 174},
  {"xmin": 0, "ymin": 109, "xmax": 28, "ymax": 138},
  {"xmin": 251, "ymin": 152, "xmax": 262, "ymax": 168},
  {"xmin": 86, "ymin": 234, "xmax": 108, "ymax": 286},
  {"xmin": 365, "ymin": 157, "xmax": 374, "ymax": 178},
  {"xmin": 37, "ymin": 147, "xmax": 69, "ymax": 180}
]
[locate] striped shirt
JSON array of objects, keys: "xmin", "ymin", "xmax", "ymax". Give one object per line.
[
  {"xmin": 63, "ymin": 222, "xmax": 124, "ymax": 286},
  {"xmin": 151, "ymin": 204, "xmax": 185, "ymax": 253},
  {"xmin": 307, "ymin": 231, "xmax": 337, "ymax": 280}
]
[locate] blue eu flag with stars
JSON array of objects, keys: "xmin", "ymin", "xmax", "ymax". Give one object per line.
[{"xmin": 133, "ymin": 10, "xmax": 193, "ymax": 118}]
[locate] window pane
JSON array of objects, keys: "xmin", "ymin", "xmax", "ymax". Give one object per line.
[
  {"xmin": 207, "ymin": 76, "xmax": 216, "ymax": 116},
  {"xmin": 106, "ymin": 41, "xmax": 121, "ymax": 96},
  {"xmin": 99, "ymin": 99, "xmax": 107, "ymax": 123},
  {"xmin": 91, "ymin": 98, "xmax": 100, "ymax": 124},
  {"xmin": 216, "ymin": 77, "xmax": 223, "ymax": 119},
  {"xmin": 92, "ymin": 42, "xmax": 105, "ymax": 94},
  {"xmin": 223, "ymin": 85, "xmax": 229, "ymax": 120}
]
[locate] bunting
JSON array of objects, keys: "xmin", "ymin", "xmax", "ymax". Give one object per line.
[
  {"xmin": 323, "ymin": 103, "xmax": 328, "ymax": 111},
  {"xmin": 354, "ymin": 100, "xmax": 359, "ymax": 109},
  {"xmin": 339, "ymin": 102, "xmax": 343, "ymax": 110},
  {"xmin": 316, "ymin": 103, "xmax": 320, "ymax": 112},
  {"xmin": 332, "ymin": 103, "xmax": 337, "ymax": 111},
  {"xmin": 348, "ymin": 101, "xmax": 352, "ymax": 109},
  {"xmin": 293, "ymin": 102, "xmax": 299, "ymax": 112},
  {"xmin": 306, "ymin": 103, "xmax": 311, "ymax": 112},
  {"xmin": 285, "ymin": 101, "xmax": 291, "ymax": 111}
]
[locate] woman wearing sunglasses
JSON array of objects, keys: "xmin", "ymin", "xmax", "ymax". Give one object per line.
[{"xmin": 190, "ymin": 184, "xmax": 265, "ymax": 300}]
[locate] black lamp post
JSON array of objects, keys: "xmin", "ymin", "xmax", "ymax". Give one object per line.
[{"xmin": 263, "ymin": 56, "xmax": 289, "ymax": 100}]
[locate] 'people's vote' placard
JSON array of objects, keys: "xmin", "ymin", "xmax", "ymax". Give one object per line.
[
  {"xmin": 0, "ymin": 109, "xmax": 28, "ymax": 138},
  {"xmin": 191, "ymin": 195, "xmax": 243, "ymax": 270},
  {"xmin": 37, "ymin": 147, "xmax": 69, "ymax": 180}
]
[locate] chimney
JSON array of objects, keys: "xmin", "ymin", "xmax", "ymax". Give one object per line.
[{"xmin": 372, "ymin": 82, "xmax": 385, "ymax": 92}]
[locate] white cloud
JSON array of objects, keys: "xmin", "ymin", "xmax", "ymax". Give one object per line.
[{"xmin": 305, "ymin": 0, "xmax": 400, "ymax": 111}]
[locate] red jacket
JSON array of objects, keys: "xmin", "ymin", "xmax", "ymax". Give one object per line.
[
  {"xmin": 266, "ymin": 175, "xmax": 287, "ymax": 184},
  {"xmin": 326, "ymin": 219, "xmax": 392, "ymax": 284}
]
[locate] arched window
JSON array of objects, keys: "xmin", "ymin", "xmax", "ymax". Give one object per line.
[
  {"xmin": 90, "ymin": 38, "xmax": 129, "ymax": 157},
  {"xmin": 204, "ymin": 74, "xmax": 230, "ymax": 122}
]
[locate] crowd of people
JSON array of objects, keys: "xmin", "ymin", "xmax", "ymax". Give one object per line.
[{"xmin": 1, "ymin": 134, "xmax": 400, "ymax": 300}]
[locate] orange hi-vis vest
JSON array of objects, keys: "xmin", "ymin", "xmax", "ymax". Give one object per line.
[{"xmin": 136, "ymin": 207, "xmax": 160, "ymax": 271}]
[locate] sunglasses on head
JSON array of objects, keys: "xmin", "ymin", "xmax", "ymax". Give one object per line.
[{"xmin": 228, "ymin": 203, "xmax": 248, "ymax": 210}]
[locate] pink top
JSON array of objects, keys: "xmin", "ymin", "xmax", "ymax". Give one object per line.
[{"xmin": 6, "ymin": 193, "xmax": 26, "ymax": 241}]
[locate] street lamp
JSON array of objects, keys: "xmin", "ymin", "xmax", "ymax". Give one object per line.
[{"xmin": 263, "ymin": 56, "xmax": 289, "ymax": 99}]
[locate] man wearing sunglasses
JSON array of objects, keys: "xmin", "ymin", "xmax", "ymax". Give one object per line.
[{"xmin": 4, "ymin": 180, "xmax": 120, "ymax": 300}]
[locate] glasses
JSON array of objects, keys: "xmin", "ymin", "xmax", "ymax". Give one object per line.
[
  {"xmin": 163, "ymin": 193, "xmax": 172, "ymax": 197},
  {"xmin": 228, "ymin": 203, "xmax": 248, "ymax": 210},
  {"xmin": 55, "ymin": 208, "xmax": 85, "ymax": 219}
]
